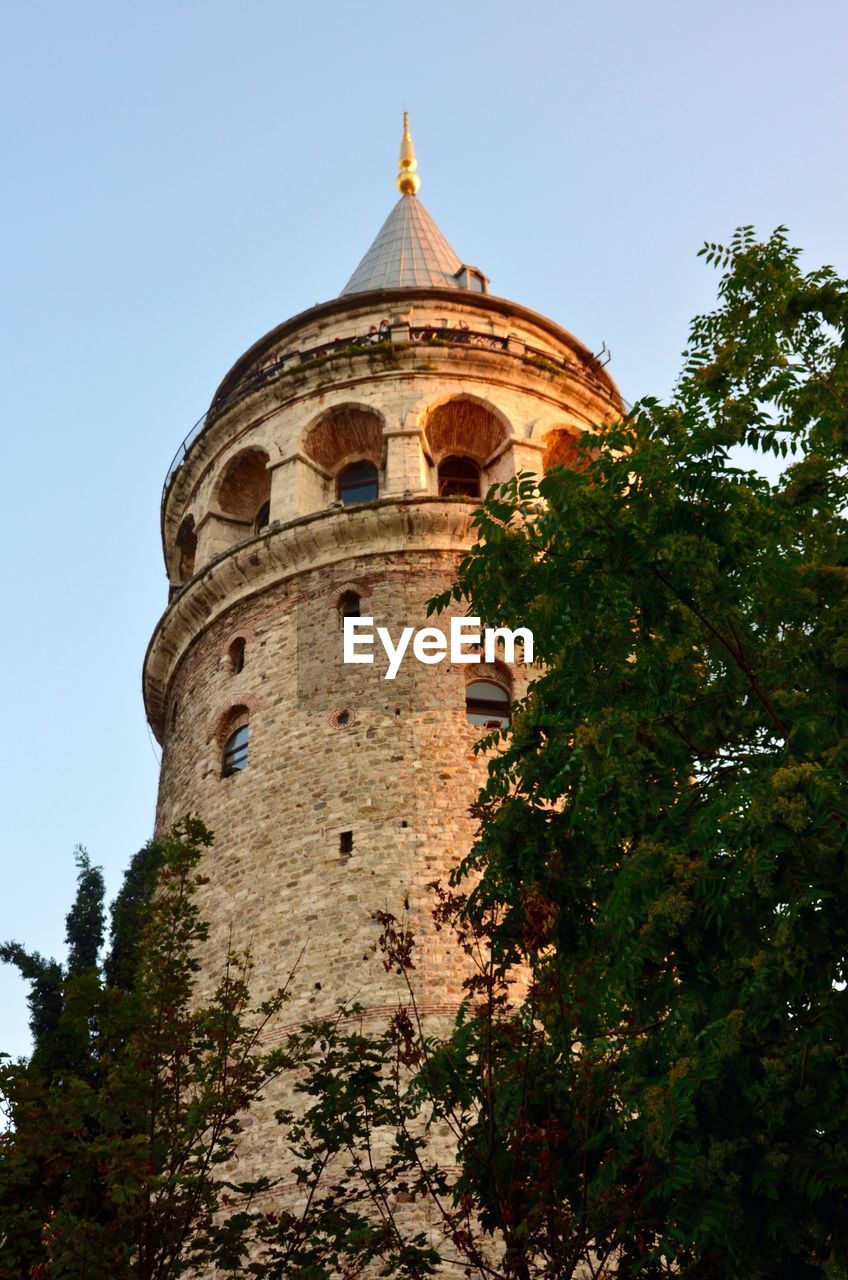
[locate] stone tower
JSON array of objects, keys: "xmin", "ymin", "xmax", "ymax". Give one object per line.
[{"xmin": 143, "ymin": 117, "xmax": 622, "ymax": 1191}]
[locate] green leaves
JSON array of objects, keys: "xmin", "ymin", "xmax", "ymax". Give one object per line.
[
  {"xmin": 0, "ymin": 820, "xmax": 299, "ymax": 1280},
  {"xmin": 415, "ymin": 227, "xmax": 848, "ymax": 1277}
]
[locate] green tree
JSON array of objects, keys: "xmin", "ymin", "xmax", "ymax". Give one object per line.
[
  {"xmin": 0, "ymin": 847, "xmax": 107, "ymax": 1272},
  {"xmin": 1, "ymin": 825, "xmax": 434, "ymax": 1280},
  {"xmin": 0, "ymin": 819, "xmax": 297, "ymax": 1280},
  {"xmin": 282, "ymin": 226, "xmax": 848, "ymax": 1280},
  {"xmin": 415, "ymin": 225, "xmax": 848, "ymax": 1277}
]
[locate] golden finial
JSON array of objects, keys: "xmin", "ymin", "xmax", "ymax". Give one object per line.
[{"xmin": 396, "ymin": 111, "xmax": 421, "ymax": 196}]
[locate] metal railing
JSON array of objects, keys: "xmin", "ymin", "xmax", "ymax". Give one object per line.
[
  {"xmin": 162, "ymin": 323, "xmax": 605, "ymax": 503},
  {"xmin": 408, "ymin": 324, "xmax": 509, "ymax": 352}
]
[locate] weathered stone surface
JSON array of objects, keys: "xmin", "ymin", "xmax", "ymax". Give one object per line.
[{"xmin": 146, "ymin": 282, "xmax": 622, "ymax": 1217}]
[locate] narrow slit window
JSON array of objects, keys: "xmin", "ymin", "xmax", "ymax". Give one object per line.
[
  {"xmin": 228, "ymin": 637, "xmax": 246, "ymax": 674},
  {"xmin": 339, "ymin": 830, "xmax": 354, "ymax": 856},
  {"xmin": 339, "ymin": 591, "xmax": 361, "ymax": 621}
]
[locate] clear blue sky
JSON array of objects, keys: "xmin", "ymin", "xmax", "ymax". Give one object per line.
[{"xmin": 1, "ymin": 0, "xmax": 846, "ymax": 1059}]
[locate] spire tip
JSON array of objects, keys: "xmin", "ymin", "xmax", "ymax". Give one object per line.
[{"xmin": 397, "ymin": 112, "xmax": 420, "ymax": 196}]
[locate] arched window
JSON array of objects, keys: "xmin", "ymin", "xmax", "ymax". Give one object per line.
[
  {"xmin": 303, "ymin": 406, "xmax": 383, "ymax": 472},
  {"xmin": 338, "ymin": 591, "xmax": 361, "ymax": 621},
  {"xmin": 228, "ymin": 637, "xmax": 246, "ymax": 674},
  {"xmin": 338, "ymin": 461, "xmax": 378, "ymax": 506},
  {"xmin": 438, "ymin": 456, "xmax": 481, "ymax": 498},
  {"xmin": 222, "ymin": 722, "xmax": 249, "ymax": 775},
  {"xmin": 465, "ymin": 680, "xmax": 511, "ymax": 729},
  {"xmin": 254, "ymin": 500, "xmax": 271, "ymax": 533},
  {"xmin": 175, "ymin": 516, "xmax": 197, "ymax": 584}
]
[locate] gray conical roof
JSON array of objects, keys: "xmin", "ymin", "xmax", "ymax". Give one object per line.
[{"xmin": 341, "ymin": 194, "xmax": 464, "ymax": 295}]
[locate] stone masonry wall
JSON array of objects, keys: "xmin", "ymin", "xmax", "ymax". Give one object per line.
[
  {"xmin": 155, "ymin": 547, "xmax": 527, "ymax": 1197},
  {"xmin": 148, "ymin": 285, "xmax": 622, "ymax": 1251}
]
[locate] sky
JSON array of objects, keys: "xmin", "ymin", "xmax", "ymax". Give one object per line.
[{"xmin": 1, "ymin": 0, "xmax": 846, "ymax": 1060}]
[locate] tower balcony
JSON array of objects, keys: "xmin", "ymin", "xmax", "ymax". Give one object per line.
[{"xmin": 158, "ymin": 287, "xmax": 623, "ymax": 604}]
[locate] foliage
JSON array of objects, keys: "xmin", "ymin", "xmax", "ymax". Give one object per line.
[
  {"xmin": 415, "ymin": 225, "xmax": 848, "ymax": 1277},
  {"xmin": 0, "ymin": 826, "xmax": 448, "ymax": 1280},
  {"xmin": 281, "ymin": 227, "xmax": 848, "ymax": 1280},
  {"xmin": 0, "ymin": 819, "xmax": 296, "ymax": 1280}
]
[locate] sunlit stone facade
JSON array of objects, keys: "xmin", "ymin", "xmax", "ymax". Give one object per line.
[{"xmin": 143, "ymin": 126, "xmax": 621, "ymax": 1208}]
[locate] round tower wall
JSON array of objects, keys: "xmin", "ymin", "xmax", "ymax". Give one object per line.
[
  {"xmin": 156, "ymin": 545, "xmax": 508, "ymax": 1012},
  {"xmin": 145, "ymin": 281, "xmax": 622, "ymax": 1216}
]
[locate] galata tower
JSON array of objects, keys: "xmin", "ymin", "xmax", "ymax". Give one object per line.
[{"xmin": 143, "ymin": 116, "xmax": 622, "ymax": 1190}]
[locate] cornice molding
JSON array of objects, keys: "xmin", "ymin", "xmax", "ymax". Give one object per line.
[{"xmin": 144, "ymin": 497, "xmax": 476, "ymax": 740}]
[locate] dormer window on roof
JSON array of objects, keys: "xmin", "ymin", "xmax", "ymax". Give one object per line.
[{"xmin": 454, "ymin": 265, "xmax": 488, "ymax": 294}]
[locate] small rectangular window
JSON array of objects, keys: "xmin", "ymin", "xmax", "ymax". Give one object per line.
[{"xmin": 339, "ymin": 830, "xmax": 354, "ymax": 857}]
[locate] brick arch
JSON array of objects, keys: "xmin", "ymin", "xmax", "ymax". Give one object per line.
[
  {"xmin": 464, "ymin": 659, "xmax": 513, "ymax": 693},
  {"xmin": 301, "ymin": 404, "xmax": 384, "ymax": 474},
  {"xmin": 221, "ymin": 621, "xmax": 257, "ymax": 652},
  {"xmin": 207, "ymin": 698, "xmax": 258, "ymax": 746},
  {"xmin": 216, "ymin": 448, "xmax": 271, "ymax": 520},
  {"xmin": 421, "ymin": 396, "xmax": 511, "ymax": 464},
  {"xmin": 329, "ymin": 580, "xmax": 373, "ymax": 607}
]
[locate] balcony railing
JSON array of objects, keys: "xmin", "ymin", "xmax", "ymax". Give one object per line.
[{"xmin": 162, "ymin": 323, "xmax": 606, "ymax": 503}]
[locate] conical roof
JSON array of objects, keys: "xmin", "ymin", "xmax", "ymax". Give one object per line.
[{"xmin": 340, "ymin": 194, "xmax": 464, "ymax": 295}]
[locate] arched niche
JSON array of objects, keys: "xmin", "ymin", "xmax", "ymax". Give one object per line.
[
  {"xmin": 216, "ymin": 448, "xmax": 272, "ymax": 523},
  {"xmin": 423, "ymin": 397, "xmax": 510, "ymax": 465},
  {"xmin": 542, "ymin": 426, "xmax": 589, "ymax": 472},
  {"xmin": 302, "ymin": 405, "xmax": 384, "ymax": 473},
  {"xmin": 174, "ymin": 515, "xmax": 197, "ymax": 585}
]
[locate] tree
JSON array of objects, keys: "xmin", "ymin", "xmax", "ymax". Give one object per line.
[
  {"xmin": 1, "ymin": 824, "xmax": 438, "ymax": 1280},
  {"xmin": 284, "ymin": 227, "xmax": 848, "ymax": 1279},
  {"xmin": 0, "ymin": 846, "xmax": 108, "ymax": 1271},
  {"xmin": 416, "ymin": 226, "xmax": 848, "ymax": 1277},
  {"xmin": 0, "ymin": 819, "xmax": 297, "ymax": 1280}
]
